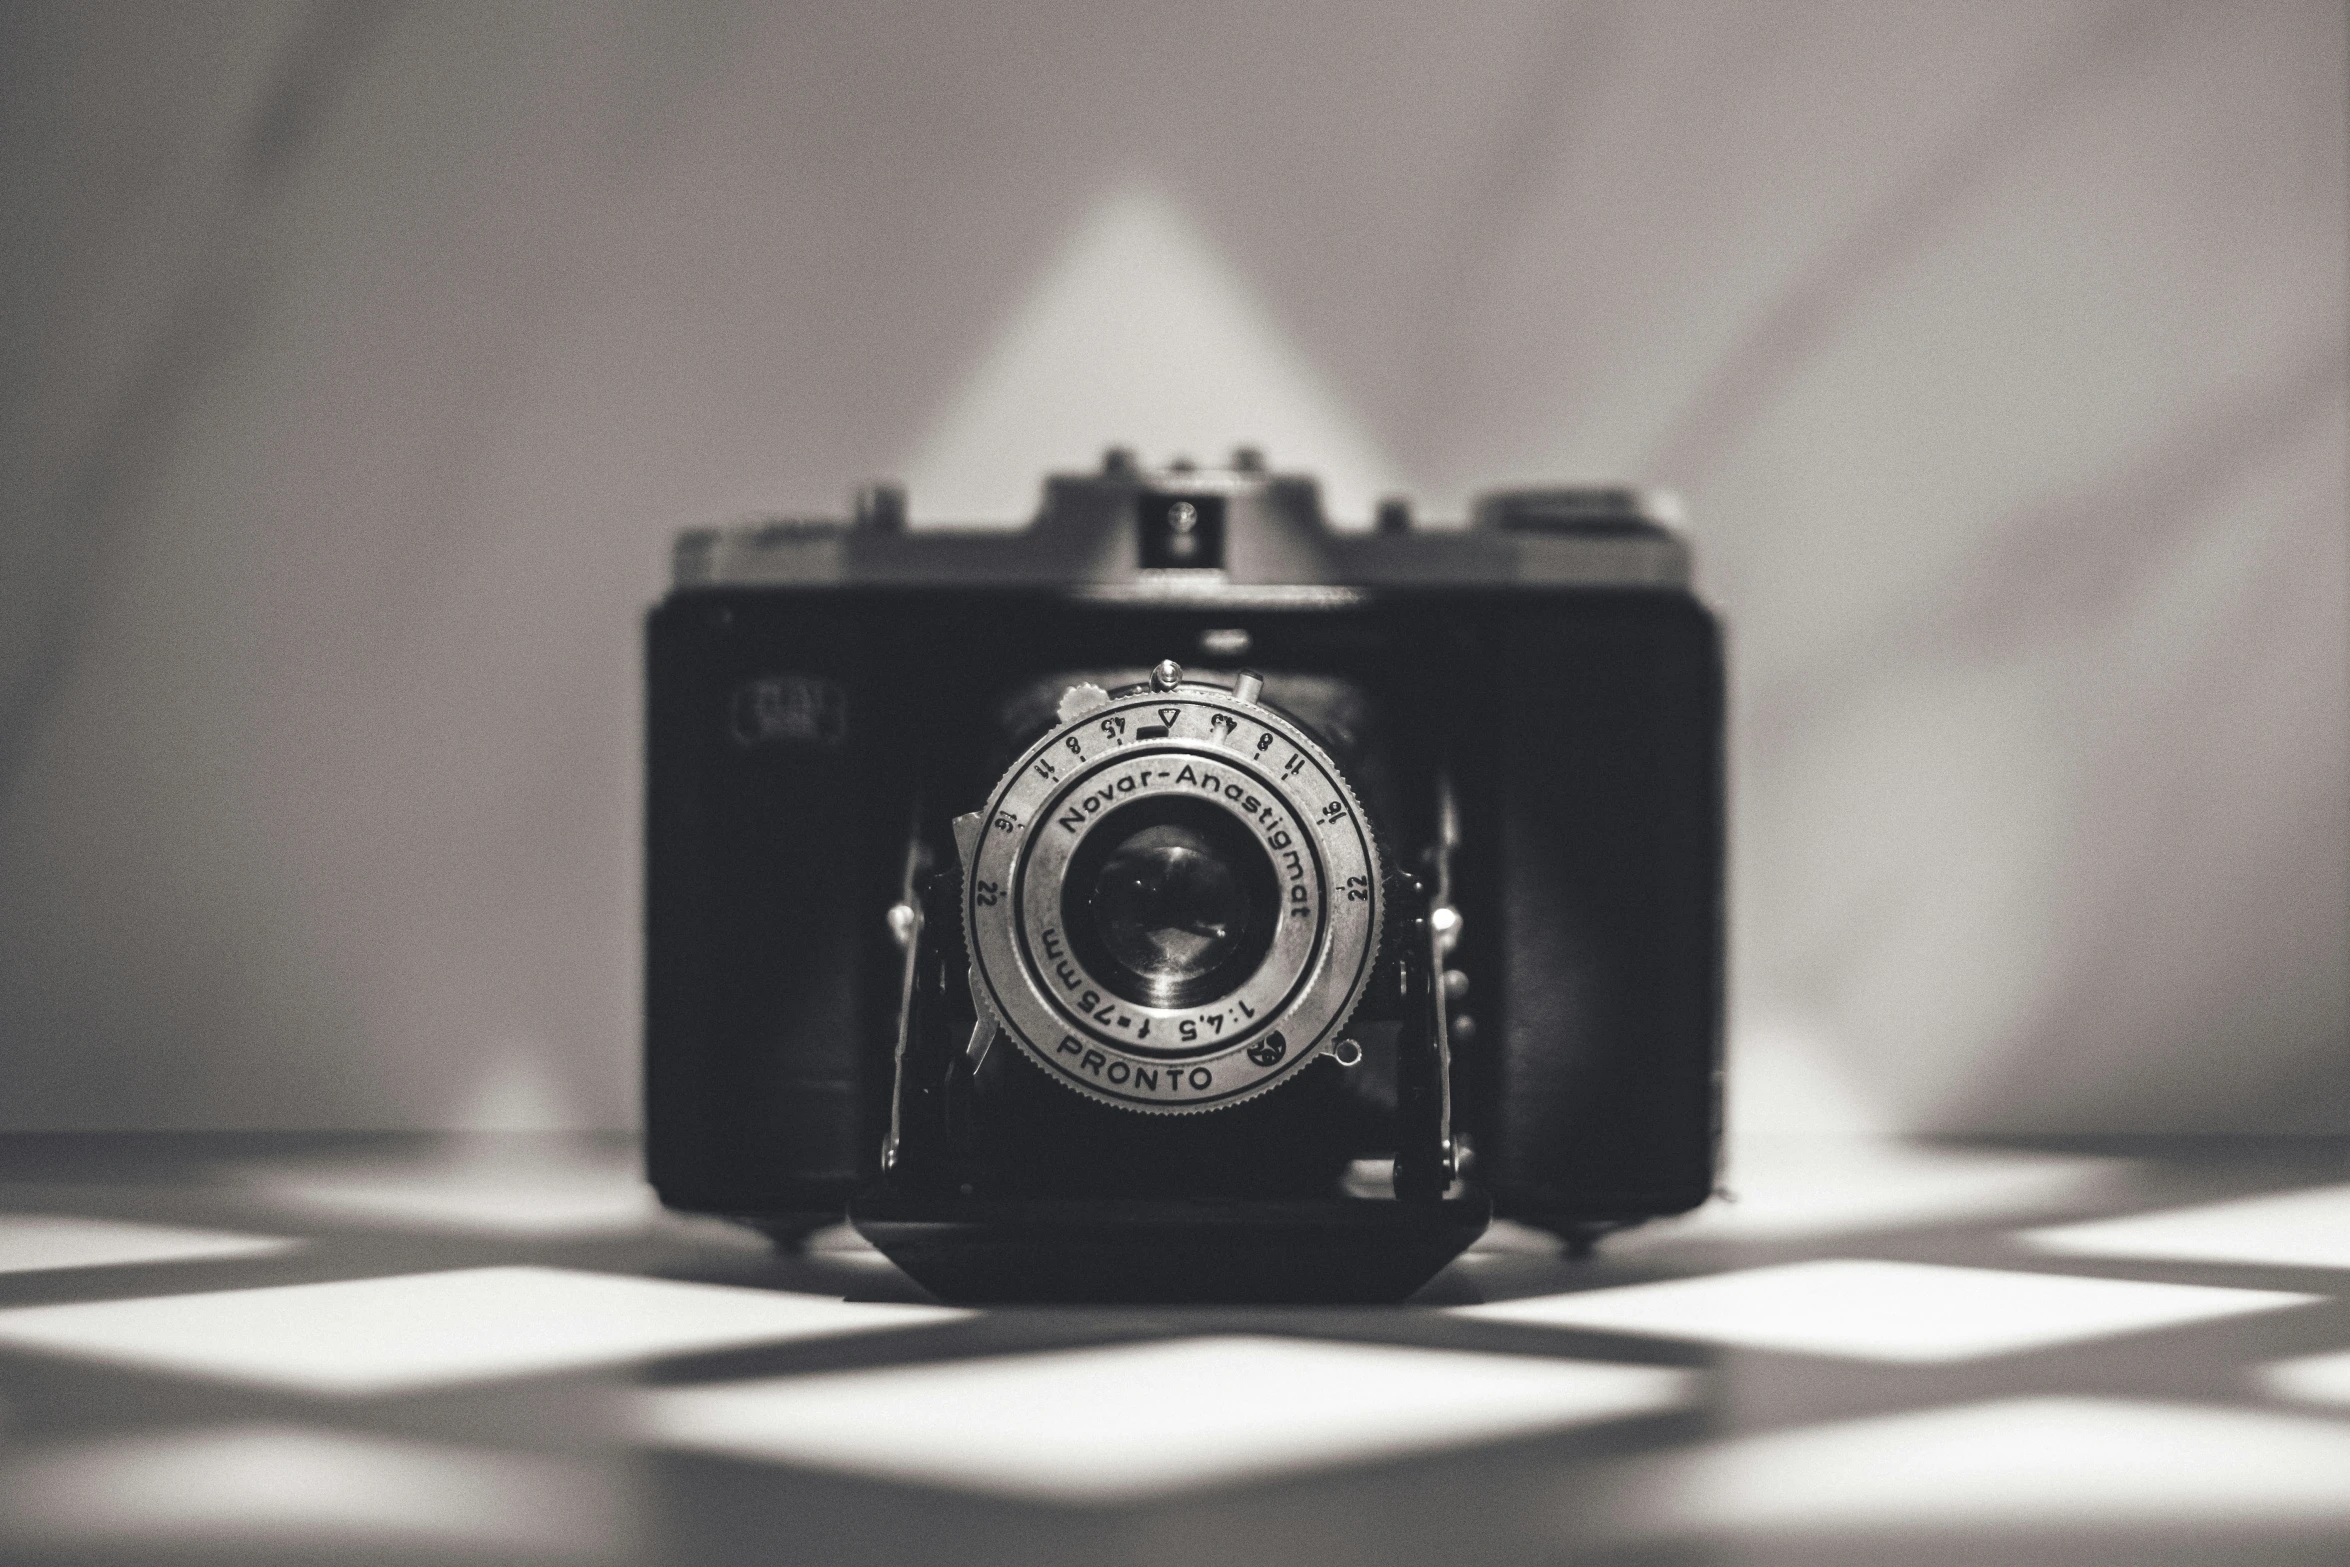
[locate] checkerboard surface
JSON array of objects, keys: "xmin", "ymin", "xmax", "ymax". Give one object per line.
[{"xmin": 0, "ymin": 1135, "xmax": 2341, "ymax": 1565}]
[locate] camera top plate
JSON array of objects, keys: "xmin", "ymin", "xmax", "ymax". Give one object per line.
[
  {"xmin": 671, "ymin": 455, "xmax": 1690, "ymax": 592},
  {"xmin": 959, "ymin": 673, "xmax": 1383, "ymax": 1115}
]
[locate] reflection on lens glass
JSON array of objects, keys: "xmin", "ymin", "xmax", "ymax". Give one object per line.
[
  {"xmin": 1091, "ymin": 824, "xmax": 1248, "ymax": 986},
  {"xmin": 1061, "ymin": 796, "xmax": 1283, "ymax": 1010}
]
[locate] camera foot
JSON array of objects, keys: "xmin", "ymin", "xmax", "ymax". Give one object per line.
[
  {"xmin": 740, "ymin": 1215, "xmax": 838, "ymax": 1252},
  {"xmin": 1530, "ymin": 1220, "xmax": 1631, "ymax": 1260}
]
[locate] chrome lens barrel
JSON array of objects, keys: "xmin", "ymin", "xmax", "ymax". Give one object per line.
[{"xmin": 960, "ymin": 674, "xmax": 1383, "ymax": 1113}]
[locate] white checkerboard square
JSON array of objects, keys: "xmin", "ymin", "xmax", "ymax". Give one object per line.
[
  {"xmin": 1590, "ymin": 1397, "xmax": 2350, "ymax": 1540},
  {"xmin": 0, "ymin": 1266, "xmax": 967, "ymax": 1395},
  {"xmin": 2022, "ymin": 1182, "xmax": 2350, "ymax": 1271},
  {"xmin": 236, "ymin": 1157, "xmax": 660, "ymax": 1236},
  {"xmin": 1449, "ymin": 1259, "xmax": 2318, "ymax": 1362},
  {"xmin": 0, "ymin": 1425, "xmax": 628, "ymax": 1559},
  {"xmin": 636, "ymin": 1334, "xmax": 1695, "ymax": 1502},
  {"xmin": 0, "ymin": 1214, "xmax": 298, "ymax": 1276},
  {"xmin": 2256, "ymin": 1348, "xmax": 2350, "ymax": 1410}
]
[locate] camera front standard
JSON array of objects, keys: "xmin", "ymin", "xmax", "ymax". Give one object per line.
[{"xmin": 960, "ymin": 666, "xmax": 1382, "ymax": 1116}]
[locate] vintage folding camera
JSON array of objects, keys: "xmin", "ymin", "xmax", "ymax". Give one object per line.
[{"xmin": 646, "ymin": 449, "xmax": 1722, "ymax": 1303}]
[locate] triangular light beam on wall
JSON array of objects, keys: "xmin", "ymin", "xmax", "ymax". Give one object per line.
[{"xmin": 899, "ymin": 184, "xmax": 1402, "ymax": 527}]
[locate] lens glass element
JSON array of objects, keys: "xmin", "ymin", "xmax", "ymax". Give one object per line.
[
  {"xmin": 1059, "ymin": 797, "xmax": 1281, "ymax": 1010},
  {"xmin": 1092, "ymin": 823, "xmax": 1248, "ymax": 985}
]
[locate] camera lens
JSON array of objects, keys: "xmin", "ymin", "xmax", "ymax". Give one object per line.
[
  {"xmin": 1094, "ymin": 823, "xmax": 1243, "ymax": 982},
  {"xmin": 1061, "ymin": 798, "xmax": 1280, "ymax": 1010},
  {"xmin": 966, "ymin": 682, "xmax": 1386, "ymax": 1111}
]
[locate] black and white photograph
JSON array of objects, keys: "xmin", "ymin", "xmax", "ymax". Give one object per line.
[{"xmin": 0, "ymin": 2, "xmax": 2345, "ymax": 1563}]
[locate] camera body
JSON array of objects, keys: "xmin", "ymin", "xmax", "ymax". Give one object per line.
[{"xmin": 646, "ymin": 451, "xmax": 1723, "ymax": 1301}]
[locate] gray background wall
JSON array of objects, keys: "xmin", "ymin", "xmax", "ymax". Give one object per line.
[{"xmin": 2, "ymin": 0, "xmax": 2343, "ymax": 1135}]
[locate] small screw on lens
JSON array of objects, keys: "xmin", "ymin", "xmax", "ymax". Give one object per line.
[
  {"xmin": 1151, "ymin": 659, "xmax": 1183, "ymax": 691},
  {"xmin": 1329, "ymin": 1038, "xmax": 1364, "ymax": 1068}
]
